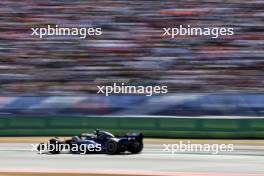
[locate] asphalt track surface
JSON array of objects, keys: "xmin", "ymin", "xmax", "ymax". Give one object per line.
[{"xmin": 0, "ymin": 141, "xmax": 263, "ymax": 176}]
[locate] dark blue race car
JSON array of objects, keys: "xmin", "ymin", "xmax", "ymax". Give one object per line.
[{"xmin": 37, "ymin": 129, "xmax": 143, "ymax": 155}]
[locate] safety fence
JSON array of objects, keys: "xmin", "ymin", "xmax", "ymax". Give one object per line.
[{"xmin": 0, "ymin": 116, "xmax": 263, "ymax": 138}]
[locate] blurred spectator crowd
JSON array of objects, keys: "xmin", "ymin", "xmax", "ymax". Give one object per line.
[
  {"xmin": 0, "ymin": 0, "xmax": 264, "ymax": 95},
  {"xmin": 0, "ymin": 93, "xmax": 264, "ymax": 116}
]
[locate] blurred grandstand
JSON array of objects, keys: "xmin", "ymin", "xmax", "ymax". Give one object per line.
[{"xmin": 0, "ymin": 0, "xmax": 264, "ymax": 116}]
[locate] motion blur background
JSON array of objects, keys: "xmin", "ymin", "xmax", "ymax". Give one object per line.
[
  {"xmin": 0, "ymin": 2, "xmax": 263, "ymax": 176},
  {"xmin": 0, "ymin": 0, "xmax": 263, "ymax": 116}
]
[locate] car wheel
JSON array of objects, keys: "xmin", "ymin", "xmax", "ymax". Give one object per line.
[
  {"xmin": 48, "ymin": 138, "xmax": 61, "ymax": 154},
  {"xmin": 106, "ymin": 139, "xmax": 119, "ymax": 154},
  {"xmin": 129, "ymin": 141, "xmax": 143, "ymax": 154},
  {"xmin": 69, "ymin": 143, "xmax": 80, "ymax": 154}
]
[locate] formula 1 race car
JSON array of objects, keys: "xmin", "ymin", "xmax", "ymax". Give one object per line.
[{"xmin": 37, "ymin": 129, "xmax": 143, "ymax": 155}]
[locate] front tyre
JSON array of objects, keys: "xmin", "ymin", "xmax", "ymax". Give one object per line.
[
  {"xmin": 106, "ymin": 139, "xmax": 119, "ymax": 154},
  {"xmin": 48, "ymin": 138, "xmax": 61, "ymax": 154}
]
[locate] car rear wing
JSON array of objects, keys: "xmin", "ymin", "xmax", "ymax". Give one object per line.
[{"xmin": 125, "ymin": 133, "xmax": 143, "ymax": 141}]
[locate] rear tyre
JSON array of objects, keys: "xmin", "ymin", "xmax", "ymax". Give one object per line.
[
  {"xmin": 128, "ymin": 141, "xmax": 143, "ymax": 154},
  {"xmin": 106, "ymin": 139, "xmax": 119, "ymax": 154}
]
